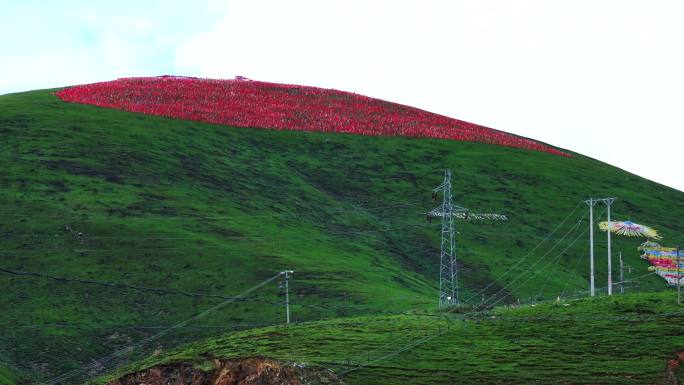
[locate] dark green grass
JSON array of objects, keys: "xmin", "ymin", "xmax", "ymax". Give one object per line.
[
  {"xmin": 1, "ymin": 89, "xmax": 683, "ymax": 382},
  {"xmin": 0, "ymin": 365, "xmax": 17, "ymax": 385},
  {"xmin": 95, "ymin": 292, "xmax": 684, "ymax": 385}
]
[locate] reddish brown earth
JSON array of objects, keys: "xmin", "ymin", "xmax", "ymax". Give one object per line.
[
  {"xmin": 108, "ymin": 357, "xmax": 340, "ymax": 385},
  {"xmin": 665, "ymin": 350, "xmax": 684, "ymax": 385}
]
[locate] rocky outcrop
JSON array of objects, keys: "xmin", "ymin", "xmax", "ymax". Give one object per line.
[{"xmin": 108, "ymin": 357, "xmax": 340, "ymax": 385}]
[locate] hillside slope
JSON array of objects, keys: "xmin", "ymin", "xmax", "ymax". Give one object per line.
[
  {"xmin": 97, "ymin": 292, "xmax": 684, "ymax": 385},
  {"xmin": 1, "ymin": 87, "xmax": 683, "ymax": 382}
]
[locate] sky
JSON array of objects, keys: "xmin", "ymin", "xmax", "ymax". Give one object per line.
[{"xmin": 1, "ymin": 0, "xmax": 682, "ymax": 192}]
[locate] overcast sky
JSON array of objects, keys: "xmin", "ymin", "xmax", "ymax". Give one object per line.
[{"xmin": 1, "ymin": 0, "xmax": 682, "ymax": 192}]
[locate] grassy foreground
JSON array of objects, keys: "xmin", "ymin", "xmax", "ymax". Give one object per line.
[
  {"xmin": 0, "ymin": 365, "xmax": 17, "ymax": 385},
  {"xmin": 0, "ymin": 88, "xmax": 683, "ymax": 382},
  {"xmin": 96, "ymin": 292, "xmax": 684, "ymax": 385}
]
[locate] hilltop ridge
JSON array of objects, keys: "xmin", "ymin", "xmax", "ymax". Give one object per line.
[{"xmin": 56, "ymin": 76, "xmax": 570, "ymax": 156}]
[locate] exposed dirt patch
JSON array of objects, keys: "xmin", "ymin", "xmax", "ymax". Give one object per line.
[
  {"xmin": 108, "ymin": 357, "xmax": 341, "ymax": 385},
  {"xmin": 665, "ymin": 349, "xmax": 684, "ymax": 385}
]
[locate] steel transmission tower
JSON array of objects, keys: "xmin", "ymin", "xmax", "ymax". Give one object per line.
[
  {"xmin": 432, "ymin": 170, "xmax": 459, "ymax": 308},
  {"xmin": 428, "ymin": 170, "xmax": 507, "ymax": 308}
]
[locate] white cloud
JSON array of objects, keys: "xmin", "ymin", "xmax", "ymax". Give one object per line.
[
  {"xmin": 0, "ymin": 0, "xmax": 225, "ymax": 92},
  {"xmin": 1, "ymin": 0, "xmax": 681, "ymax": 192},
  {"xmin": 176, "ymin": 0, "xmax": 684, "ymax": 192}
]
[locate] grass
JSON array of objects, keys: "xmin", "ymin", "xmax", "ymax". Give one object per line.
[
  {"xmin": 0, "ymin": 365, "xmax": 16, "ymax": 385},
  {"xmin": 94, "ymin": 292, "xmax": 684, "ymax": 385},
  {"xmin": 0, "ymin": 88, "xmax": 683, "ymax": 383}
]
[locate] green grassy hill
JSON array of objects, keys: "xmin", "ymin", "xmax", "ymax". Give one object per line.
[
  {"xmin": 1, "ymin": 89, "xmax": 683, "ymax": 383},
  {"xmin": 97, "ymin": 292, "xmax": 684, "ymax": 385}
]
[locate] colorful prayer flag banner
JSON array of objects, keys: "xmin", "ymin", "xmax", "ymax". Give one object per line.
[
  {"xmin": 639, "ymin": 242, "xmax": 683, "ymax": 285},
  {"xmin": 599, "ymin": 220, "xmax": 661, "ymax": 239}
]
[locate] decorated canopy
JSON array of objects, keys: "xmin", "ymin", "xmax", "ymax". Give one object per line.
[{"xmin": 598, "ymin": 220, "xmax": 661, "ymax": 239}]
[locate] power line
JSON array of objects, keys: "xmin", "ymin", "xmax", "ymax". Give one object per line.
[
  {"xmin": 12, "ymin": 262, "xmax": 664, "ymax": 382},
  {"xmin": 0, "ymin": 200, "xmax": 423, "ymax": 221},
  {"xmin": 304, "ymin": 210, "xmax": 600, "ymax": 384},
  {"xmin": 479, "ymin": 221, "xmax": 584, "ymax": 308},
  {"xmin": 551, "ymin": 243, "xmax": 589, "ymax": 298},
  {"xmin": 2, "ymin": 322, "xmax": 276, "ymax": 331},
  {"xmin": 485, "ymin": 220, "xmax": 589, "ymax": 308},
  {"xmin": 559, "ymin": 271, "xmax": 659, "ymax": 301},
  {"xmin": 482, "ymin": 204, "xmax": 608, "ymax": 308},
  {"xmin": 484, "ymin": 205, "xmax": 603, "ymax": 306},
  {"xmin": 0, "ymin": 222, "xmax": 441, "ymax": 254},
  {"xmin": 0, "ymin": 224, "xmax": 624, "ymax": 244},
  {"xmin": 41, "ymin": 273, "xmax": 282, "ymax": 385},
  {"xmin": 312, "ymin": 284, "xmax": 679, "ymax": 384},
  {"xmin": 461, "ymin": 201, "xmax": 583, "ymax": 304},
  {"xmin": 0, "ymin": 267, "xmax": 280, "ymax": 304},
  {"xmin": 1, "ymin": 191, "xmax": 662, "ymax": 383},
  {"xmin": 466, "ymin": 206, "xmax": 589, "ymax": 307}
]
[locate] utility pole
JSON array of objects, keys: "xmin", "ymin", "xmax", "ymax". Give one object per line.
[
  {"xmin": 600, "ymin": 198, "xmax": 616, "ymax": 295},
  {"xmin": 585, "ymin": 197, "xmax": 616, "ymax": 296},
  {"xmin": 280, "ymin": 270, "xmax": 294, "ymax": 323},
  {"xmin": 585, "ymin": 198, "xmax": 597, "ymax": 297},
  {"xmin": 427, "ymin": 170, "xmax": 507, "ymax": 308},
  {"xmin": 619, "ymin": 252, "xmax": 624, "ymax": 295}
]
